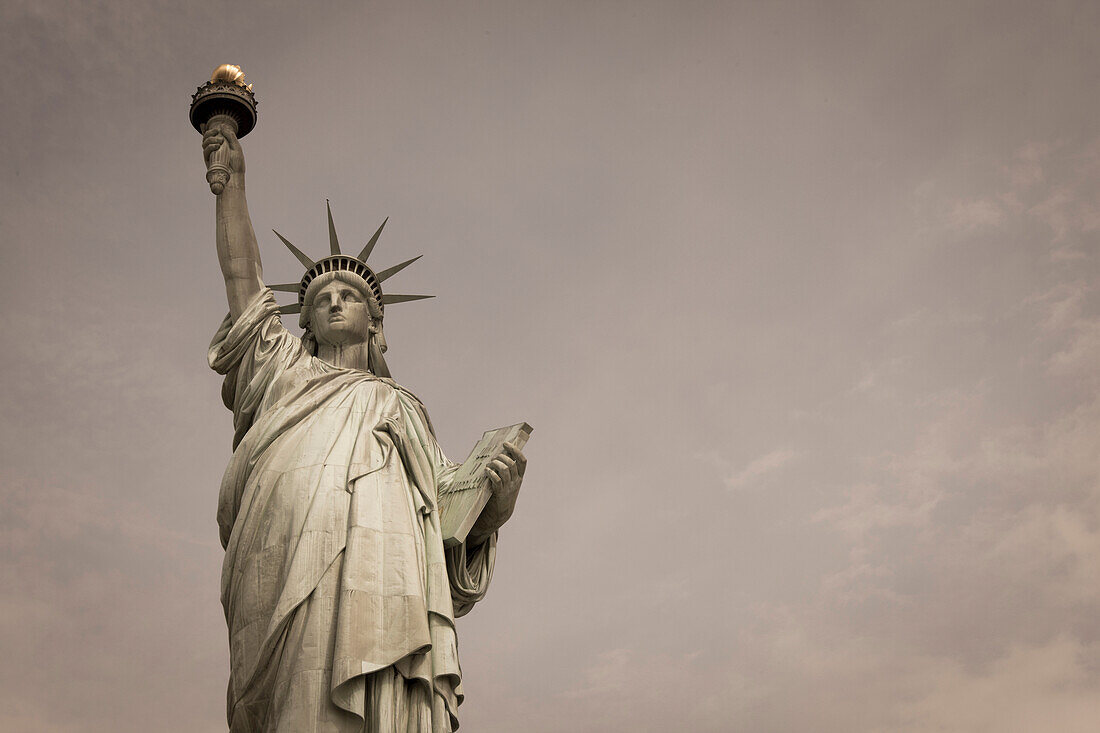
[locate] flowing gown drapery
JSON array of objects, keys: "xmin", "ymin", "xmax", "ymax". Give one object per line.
[{"xmin": 209, "ymin": 289, "xmax": 496, "ymax": 732}]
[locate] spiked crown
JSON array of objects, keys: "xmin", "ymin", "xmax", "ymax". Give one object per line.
[{"xmin": 269, "ymin": 201, "xmax": 432, "ymax": 323}]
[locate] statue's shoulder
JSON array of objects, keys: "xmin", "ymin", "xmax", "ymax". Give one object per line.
[
  {"xmin": 375, "ymin": 377, "xmax": 427, "ymax": 409},
  {"xmin": 376, "ymin": 377, "xmax": 437, "ymax": 435}
]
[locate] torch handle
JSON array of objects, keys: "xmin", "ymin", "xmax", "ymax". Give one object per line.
[{"xmin": 204, "ymin": 114, "xmax": 239, "ymax": 195}]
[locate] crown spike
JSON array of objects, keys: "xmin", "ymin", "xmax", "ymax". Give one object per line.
[
  {"xmin": 375, "ymin": 255, "xmax": 423, "ymax": 283},
  {"xmin": 326, "ymin": 200, "xmax": 341, "ymax": 256},
  {"xmin": 357, "ymin": 217, "xmax": 388, "ymax": 262},
  {"xmin": 381, "ymin": 293, "xmax": 435, "ymax": 305},
  {"xmin": 270, "ymin": 283, "xmax": 300, "ymax": 292},
  {"xmin": 273, "ymin": 230, "xmax": 315, "ymax": 269}
]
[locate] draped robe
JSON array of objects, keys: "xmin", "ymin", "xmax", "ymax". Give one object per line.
[{"xmin": 209, "ymin": 289, "xmax": 496, "ymax": 732}]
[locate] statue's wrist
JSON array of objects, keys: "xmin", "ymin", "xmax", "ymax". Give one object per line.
[
  {"xmin": 217, "ymin": 175, "xmax": 246, "ymax": 198},
  {"xmin": 466, "ymin": 526, "xmax": 495, "ymax": 547},
  {"xmin": 470, "ymin": 500, "xmax": 511, "ymax": 542}
]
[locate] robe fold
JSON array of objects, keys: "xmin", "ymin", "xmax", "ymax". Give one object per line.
[{"xmin": 209, "ymin": 289, "xmax": 496, "ymax": 732}]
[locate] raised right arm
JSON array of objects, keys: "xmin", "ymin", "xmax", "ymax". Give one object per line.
[{"xmin": 203, "ymin": 126, "xmax": 264, "ymax": 321}]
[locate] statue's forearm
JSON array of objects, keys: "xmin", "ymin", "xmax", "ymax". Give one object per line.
[{"xmin": 216, "ymin": 175, "xmax": 264, "ymax": 320}]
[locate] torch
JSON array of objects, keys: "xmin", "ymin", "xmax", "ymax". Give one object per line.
[{"xmin": 189, "ymin": 65, "xmax": 258, "ymax": 195}]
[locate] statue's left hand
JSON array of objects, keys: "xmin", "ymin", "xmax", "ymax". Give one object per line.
[{"xmin": 468, "ymin": 442, "xmax": 526, "ymax": 543}]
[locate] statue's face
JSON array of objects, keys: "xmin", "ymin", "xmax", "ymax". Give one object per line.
[{"xmin": 310, "ymin": 280, "xmax": 374, "ymax": 346}]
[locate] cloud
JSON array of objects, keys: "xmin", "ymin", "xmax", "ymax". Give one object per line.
[
  {"xmin": 786, "ymin": 136, "xmax": 1100, "ymax": 728},
  {"xmin": 555, "ymin": 647, "xmax": 762, "ymax": 733},
  {"xmin": 885, "ymin": 637, "xmax": 1100, "ymax": 733},
  {"xmin": 721, "ymin": 608, "xmax": 1100, "ymax": 733},
  {"xmin": 1047, "ymin": 319, "xmax": 1100, "ymax": 376},
  {"xmin": 0, "ymin": 482, "xmax": 224, "ymax": 733},
  {"xmin": 724, "ymin": 448, "xmax": 798, "ymax": 490},
  {"xmin": 1004, "ymin": 141, "xmax": 1050, "ymax": 189},
  {"xmin": 945, "ymin": 198, "xmax": 1005, "ymax": 231}
]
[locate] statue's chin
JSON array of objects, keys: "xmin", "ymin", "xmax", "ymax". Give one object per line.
[
  {"xmin": 316, "ymin": 337, "xmax": 365, "ymax": 348},
  {"xmin": 314, "ymin": 327, "xmax": 369, "ymax": 348}
]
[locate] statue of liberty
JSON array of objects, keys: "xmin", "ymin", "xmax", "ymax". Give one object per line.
[{"xmin": 195, "ymin": 67, "xmax": 527, "ymax": 732}]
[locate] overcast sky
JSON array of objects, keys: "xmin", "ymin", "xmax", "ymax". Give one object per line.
[{"xmin": 3, "ymin": 1, "xmax": 1100, "ymax": 731}]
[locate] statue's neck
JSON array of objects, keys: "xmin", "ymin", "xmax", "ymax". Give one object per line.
[{"xmin": 316, "ymin": 341, "xmax": 372, "ymax": 372}]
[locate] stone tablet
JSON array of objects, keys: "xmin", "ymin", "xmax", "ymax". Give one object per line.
[{"xmin": 440, "ymin": 422, "xmax": 533, "ymax": 547}]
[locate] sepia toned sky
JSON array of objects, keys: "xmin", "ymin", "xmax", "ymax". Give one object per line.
[{"xmin": 3, "ymin": 1, "xmax": 1100, "ymax": 731}]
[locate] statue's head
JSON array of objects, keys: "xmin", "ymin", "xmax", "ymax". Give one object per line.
[
  {"xmin": 301, "ymin": 270, "xmax": 383, "ymax": 346},
  {"xmin": 299, "ymin": 270, "xmax": 389, "ymax": 373},
  {"xmin": 270, "ymin": 204, "xmax": 434, "ymax": 378}
]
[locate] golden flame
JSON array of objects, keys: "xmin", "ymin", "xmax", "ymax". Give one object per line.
[{"xmin": 210, "ymin": 64, "xmax": 246, "ymax": 85}]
